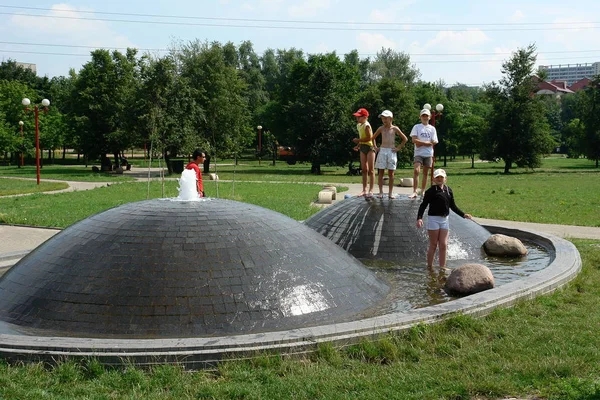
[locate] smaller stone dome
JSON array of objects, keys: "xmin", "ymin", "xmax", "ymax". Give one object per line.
[{"xmin": 305, "ymin": 197, "xmax": 491, "ymax": 264}]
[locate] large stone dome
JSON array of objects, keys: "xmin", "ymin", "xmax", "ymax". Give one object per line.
[
  {"xmin": 0, "ymin": 199, "xmax": 388, "ymax": 338},
  {"xmin": 305, "ymin": 196, "xmax": 491, "ymax": 265}
]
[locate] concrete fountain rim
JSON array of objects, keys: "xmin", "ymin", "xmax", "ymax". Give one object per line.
[{"xmin": 0, "ymin": 226, "xmax": 581, "ymax": 369}]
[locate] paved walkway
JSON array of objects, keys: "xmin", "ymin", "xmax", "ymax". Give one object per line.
[{"xmin": 1, "ymin": 176, "xmax": 599, "ymax": 265}]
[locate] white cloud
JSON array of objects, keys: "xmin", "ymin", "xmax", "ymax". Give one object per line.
[
  {"xmin": 408, "ymin": 31, "xmax": 498, "ymax": 85},
  {"xmin": 356, "ymin": 33, "xmax": 397, "ymax": 53},
  {"xmin": 9, "ymin": 3, "xmax": 135, "ymax": 50},
  {"xmin": 510, "ymin": 10, "xmax": 525, "ymax": 22},
  {"xmin": 241, "ymin": 3, "xmax": 254, "ymax": 12},
  {"xmin": 313, "ymin": 42, "xmax": 331, "ymax": 54},
  {"xmin": 421, "ymin": 29, "xmax": 491, "ymax": 51},
  {"xmin": 369, "ymin": 9, "xmax": 394, "ymax": 24},
  {"xmin": 259, "ymin": 0, "xmax": 284, "ymax": 10},
  {"xmin": 369, "ymin": 1, "xmax": 415, "ymax": 27},
  {"xmin": 288, "ymin": 0, "xmax": 334, "ymax": 17},
  {"xmin": 546, "ymin": 17, "xmax": 600, "ymax": 50}
]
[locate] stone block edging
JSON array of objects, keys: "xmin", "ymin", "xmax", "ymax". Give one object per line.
[{"xmin": 0, "ymin": 226, "xmax": 581, "ymax": 369}]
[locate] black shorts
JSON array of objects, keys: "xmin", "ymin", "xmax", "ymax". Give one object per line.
[{"xmin": 360, "ymin": 144, "xmax": 375, "ymax": 154}]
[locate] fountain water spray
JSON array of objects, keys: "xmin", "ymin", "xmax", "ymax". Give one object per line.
[{"xmin": 176, "ymin": 169, "xmax": 202, "ymax": 201}]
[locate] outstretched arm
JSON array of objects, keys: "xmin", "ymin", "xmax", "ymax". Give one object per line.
[
  {"xmin": 394, "ymin": 127, "xmax": 408, "ymax": 152},
  {"xmin": 370, "ymin": 126, "xmax": 382, "ymax": 148}
]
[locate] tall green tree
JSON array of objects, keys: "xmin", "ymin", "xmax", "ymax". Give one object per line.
[
  {"xmin": 73, "ymin": 49, "xmax": 140, "ymax": 164},
  {"xmin": 369, "ymin": 48, "xmax": 420, "ymax": 85},
  {"xmin": 444, "ymin": 100, "xmax": 490, "ymax": 168},
  {"xmin": 482, "ymin": 44, "xmax": 554, "ymax": 173},
  {"xmin": 282, "ymin": 53, "xmax": 361, "ymax": 173},
  {"xmin": 0, "ymin": 60, "xmax": 51, "ymax": 94},
  {"xmin": 138, "ymin": 55, "xmax": 202, "ymax": 171},
  {"xmin": 579, "ymin": 77, "xmax": 600, "ymax": 167},
  {"xmin": 0, "ymin": 80, "xmax": 37, "ymax": 159},
  {"xmin": 177, "ymin": 40, "xmax": 252, "ymax": 159}
]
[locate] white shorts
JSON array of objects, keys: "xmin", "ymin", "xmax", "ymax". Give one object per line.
[
  {"xmin": 375, "ymin": 147, "xmax": 397, "ymax": 170},
  {"xmin": 427, "ymin": 215, "xmax": 449, "ymax": 231}
]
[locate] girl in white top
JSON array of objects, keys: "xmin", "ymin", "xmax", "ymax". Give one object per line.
[{"xmin": 408, "ymin": 109, "xmax": 438, "ymax": 199}]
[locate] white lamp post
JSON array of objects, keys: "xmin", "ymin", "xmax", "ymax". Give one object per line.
[
  {"xmin": 18, "ymin": 121, "xmax": 24, "ymax": 167},
  {"xmin": 257, "ymin": 125, "xmax": 263, "ymax": 165}
]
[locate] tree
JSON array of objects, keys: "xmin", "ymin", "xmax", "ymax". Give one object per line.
[
  {"xmin": 282, "ymin": 53, "xmax": 361, "ymax": 173},
  {"xmin": 445, "ymin": 100, "xmax": 490, "ymax": 168},
  {"xmin": 579, "ymin": 77, "xmax": 600, "ymax": 167},
  {"xmin": 0, "ymin": 60, "xmax": 50, "ymax": 94},
  {"xmin": 72, "ymin": 49, "xmax": 140, "ymax": 164},
  {"xmin": 369, "ymin": 48, "xmax": 420, "ymax": 85},
  {"xmin": 481, "ymin": 44, "xmax": 554, "ymax": 173},
  {"xmin": 177, "ymin": 40, "xmax": 252, "ymax": 159},
  {"xmin": 561, "ymin": 118, "xmax": 585, "ymax": 158},
  {"xmin": 0, "ymin": 80, "xmax": 38, "ymax": 161},
  {"xmin": 0, "ymin": 111, "xmax": 16, "ymax": 157},
  {"xmin": 137, "ymin": 54, "xmax": 202, "ymax": 172}
]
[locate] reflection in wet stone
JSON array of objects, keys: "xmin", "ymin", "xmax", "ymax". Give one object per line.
[
  {"xmin": 305, "ymin": 196, "xmax": 492, "ymax": 264},
  {"xmin": 306, "ymin": 197, "xmax": 552, "ymax": 312}
]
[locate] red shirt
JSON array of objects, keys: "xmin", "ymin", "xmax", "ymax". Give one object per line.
[{"xmin": 185, "ymin": 162, "xmax": 204, "ymax": 197}]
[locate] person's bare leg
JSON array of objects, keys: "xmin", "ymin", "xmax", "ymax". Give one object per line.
[
  {"xmin": 378, "ymin": 169, "xmax": 385, "ymax": 197},
  {"xmin": 438, "ymin": 229, "xmax": 449, "ymax": 268},
  {"xmin": 421, "ymin": 166, "xmax": 430, "ymax": 195},
  {"xmin": 359, "ymin": 151, "xmax": 367, "ymax": 196},
  {"xmin": 409, "ymin": 162, "xmax": 421, "ymax": 199},
  {"xmin": 367, "ymin": 151, "xmax": 376, "ymax": 196},
  {"xmin": 388, "ymin": 170, "xmax": 395, "ymax": 198},
  {"xmin": 427, "ymin": 229, "xmax": 440, "ymax": 267}
]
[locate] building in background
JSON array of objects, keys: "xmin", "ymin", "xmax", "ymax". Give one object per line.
[
  {"xmin": 533, "ymin": 76, "xmax": 592, "ymax": 97},
  {"xmin": 538, "ymin": 62, "xmax": 600, "ymax": 86},
  {"xmin": 15, "ymin": 61, "xmax": 37, "ymax": 74}
]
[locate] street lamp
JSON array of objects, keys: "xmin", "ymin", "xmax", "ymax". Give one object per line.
[
  {"xmin": 22, "ymin": 97, "xmax": 50, "ymax": 185},
  {"xmin": 257, "ymin": 125, "xmax": 263, "ymax": 166},
  {"xmin": 18, "ymin": 121, "xmax": 24, "ymax": 167}
]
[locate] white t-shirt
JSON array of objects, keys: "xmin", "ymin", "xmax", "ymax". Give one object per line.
[{"xmin": 410, "ymin": 123, "xmax": 438, "ymax": 157}]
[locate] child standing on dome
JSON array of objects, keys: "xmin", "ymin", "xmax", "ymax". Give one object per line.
[
  {"xmin": 416, "ymin": 169, "xmax": 472, "ymax": 269},
  {"xmin": 409, "ymin": 108, "xmax": 438, "ymax": 199},
  {"xmin": 371, "ymin": 109, "xmax": 408, "ymax": 199},
  {"xmin": 352, "ymin": 108, "xmax": 375, "ymax": 197}
]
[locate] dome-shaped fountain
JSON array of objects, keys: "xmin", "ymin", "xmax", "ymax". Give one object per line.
[
  {"xmin": 0, "ymin": 199, "xmax": 389, "ymax": 338},
  {"xmin": 0, "ymin": 178, "xmax": 580, "ymax": 369}
]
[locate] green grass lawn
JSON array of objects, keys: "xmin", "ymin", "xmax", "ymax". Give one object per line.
[
  {"xmin": 3, "ymin": 156, "xmax": 599, "ymax": 227},
  {"xmin": 450, "ymin": 172, "xmax": 600, "ymax": 226},
  {"xmin": 0, "ymin": 157, "xmax": 600, "ymax": 398},
  {"xmin": 0, "ymin": 180, "xmax": 328, "ymax": 228},
  {"xmin": 0, "ymin": 165, "xmax": 135, "ymax": 182},
  {"xmin": 0, "ymin": 240, "xmax": 597, "ymax": 399},
  {"xmin": 0, "ymin": 178, "xmax": 68, "ymax": 196}
]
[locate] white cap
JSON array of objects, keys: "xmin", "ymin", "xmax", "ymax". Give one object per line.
[
  {"xmin": 378, "ymin": 110, "xmax": 393, "ymax": 118},
  {"xmin": 420, "ymin": 109, "xmax": 431, "ymax": 116},
  {"xmin": 433, "ymin": 169, "xmax": 446, "ymax": 178}
]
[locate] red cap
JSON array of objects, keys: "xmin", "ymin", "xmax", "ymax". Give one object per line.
[{"xmin": 353, "ymin": 108, "xmax": 369, "ymax": 117}]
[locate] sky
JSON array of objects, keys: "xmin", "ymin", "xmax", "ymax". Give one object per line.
[{"xmin": 1, "ymin": 0, "xmax": 600, "ymax": 86}]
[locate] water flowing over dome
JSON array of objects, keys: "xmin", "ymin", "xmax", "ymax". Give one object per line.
[
  {"xmin": 0, "ymin": 199, "xmax": 389, "ymax": 338},
  {"xmin": 304, "ymin": 197, "xmax": 491, "ymax": 264}
]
